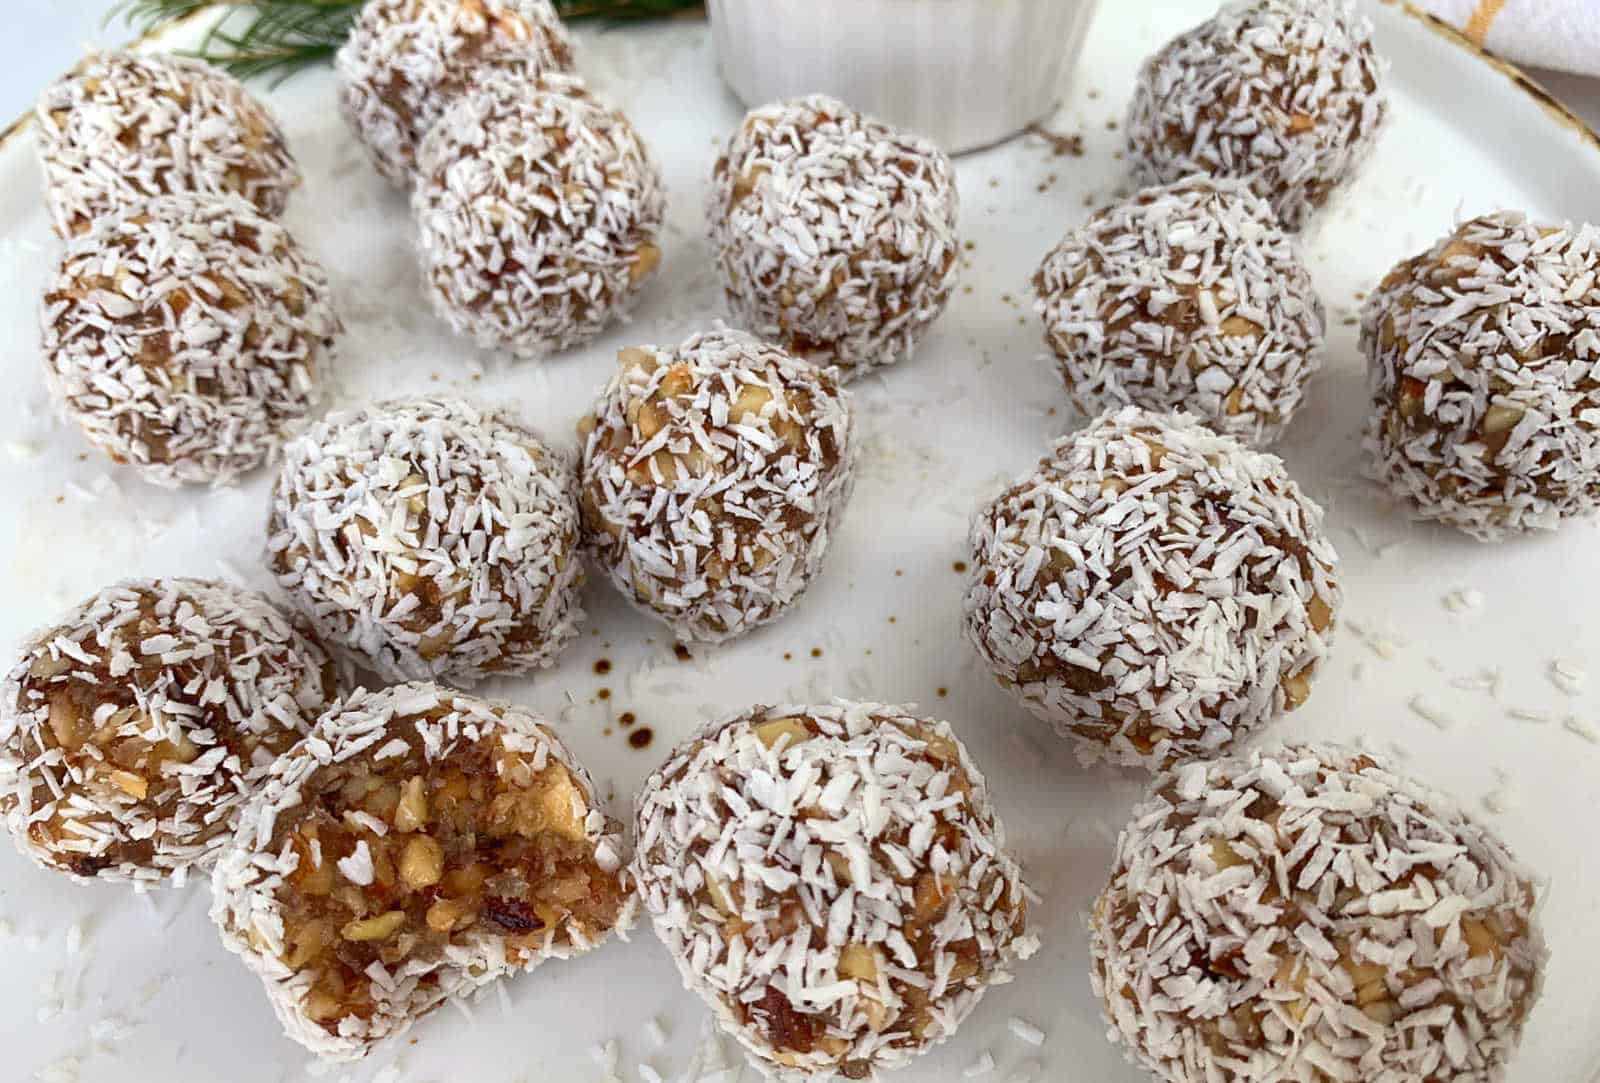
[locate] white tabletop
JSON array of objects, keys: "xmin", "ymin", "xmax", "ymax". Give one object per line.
[{"xmin": 7, "ymin": 0, "xmax": 1600, "ymax": 134}]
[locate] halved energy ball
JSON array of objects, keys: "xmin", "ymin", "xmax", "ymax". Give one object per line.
[
  {"xmin": 633, "ymin": 702, "xmax": 1035, "ymax": 1081},
  {"xmin": 337, "ymin": 0, "xmax": 574, "ymax": 185},
  {"xmin": 963, "ymin": 407, "xmax": 1340, "ymax": 770},
  {"xmin": 36, "ymin": 51, "xmax": 300, "ymax": 237},
  {"xmin": 0, "ymin": 578, "xmax": 341, "ymax": 885},
  {"xmin": 1034, "ymin": 176, "xmax": 1325, "ymax": 446},
  {"xmin": 1091, "ymin": 744, "xmax": 1547, "ymax": 1082},
  {"xmin": 577, "ymin": 330, "xmax": 856, "ymax": 644},
  {"xmin": 1126, "ymin": 0, "xmax": 1388, "ymax": 231},
  {"xmin": 212, "ymin": 682, "xmax": 631, "ymax": 1059},
  {"xmin": 708, "ymin": 95, "xmax": 960, "ymax": 380},
  {"xmin": 412, "ymin": 71, "xmax": 665, "ymax": 357},
  {"xmin": 1363, "ymin": 211, "xmax": 1600, "ymax": 539},
  {"xmin": 40, "ymin": 193, "xmax": 340, "ymax": 487},
  {"xmin": 267, "ymin": 397, "xmax": 585, "ymax": 684}
]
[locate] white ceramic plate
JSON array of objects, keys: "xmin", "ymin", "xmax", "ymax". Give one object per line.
[{"xmin": 1, "ymin": 3, "xmax": 1597, "ymax": 1081}]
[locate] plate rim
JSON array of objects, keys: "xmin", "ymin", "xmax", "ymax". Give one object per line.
[{"xmin": 1, "ymin": 3, "xmax": 1595, "ymax": 157}]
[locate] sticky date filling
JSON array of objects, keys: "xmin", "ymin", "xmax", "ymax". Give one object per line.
[{"xmin": 271, "ymin": 729, "xmax": 623, "ymax": 1026}]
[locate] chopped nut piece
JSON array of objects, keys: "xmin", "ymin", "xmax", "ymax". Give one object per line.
[
  {"xmin": 394, "ymin": 775, "xmax": 428, "ymax": 832},
  {"xmin": 398, "ymin": 835, "xmax": 443, "ymax": 889},
  {"xmin": 755, "ymin": 717, "xmax": 812, "ymax": 749},
  {"xmin": 342, "ymin": 910, "xmax": 406, "ymax": 942}
]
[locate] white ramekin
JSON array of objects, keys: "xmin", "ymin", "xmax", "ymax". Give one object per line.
[{"xmin": 707, "ymin": 0, "xmax": 1101, "ymax": 154}]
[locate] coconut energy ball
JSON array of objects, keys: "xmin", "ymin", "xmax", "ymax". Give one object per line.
[
  {"xmin": 212, "ymin": 682, "xmax": 631, "ymax": 1059},
  {"xmin": 0, "ymin": 578, "xmax": 341, "ymax": 885},
  {"xmin": 36, "ymin": 51, "xmax": 300, "ymax": 238},
  {"xmin": 577, "ymin": 330, "xmax": 856, "ymax": 643},
  {"xmin": 336, "ymin": 0, "xmax": 574, "ymax": 185},
  {"xmin": 1363, "ymin": 212, "xmax": 1600, "ymax": 540},
  {"xmin": 41, "ymin": 193, "xmax": 341, "ymax": 487},
  {"xmin": 1034, "ymin": 177, "xmax": 1326, "ymax": 446},
  {"xmin": 267, "ymin": 397, "xmax": 584, "ymax": 684},
  {"xmin": 1091, "ymin": 744, "xmax": 1547, "ymax": 1082},
  {"xmin": 963, "ymin": 407, "xmax": 1340, "ymax": 770},
  {"xmin": 413, "ymin": 72, "xmax": 665, "ymax": 357},
  {"xmin": 633, "ymin": 702, "xmax": 1035, "ymax": 1082},
  {"xmin": 709, "ymin": 95, "xmax": 960, "ymax": 380},
  {"xmin": 1126, "ymin": 0, "xmax": 1387, "ymax": 231}
]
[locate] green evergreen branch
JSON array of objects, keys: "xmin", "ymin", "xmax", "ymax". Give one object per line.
[{"xmin": 109, "ymin": 0, "xmax": 703, "ymax": 83}]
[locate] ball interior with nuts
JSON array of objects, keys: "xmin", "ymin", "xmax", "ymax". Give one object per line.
[
  {"xmin": 1362, "ymin": 211, "xmax": 1600, "ymax": 539},
  {"xmin": 1125, "ymin": 0, "xmax": 1387, "ymax": 231},
  {"xmin": 578, "ymin": 330, "xmax": 856, "ymax": 644},
  {"xmin": 335, "ymin": 0, "xmax": 574, "ymax": 185},
  {"xmin": 963, "ymin": 407, "xmax": 1340, "ymax": 769},
  {"xmin": 268, "ymin": 397, "xmax": 585, "ymax": 684},
  {"xmin": 1034, "ymin": 176, "xmax": 1326, "ymax": 446},
  {"xmin": 412, "ymin": 71, "xmax": 665, "ymax": 357},
  {"xmin": 632, "ymin": 701, "xmax": 1035, "ymax": 1081},
  {"xmin": 36, "ymin": 50, "xmax": 300, "ymax": 237},
  {"xmin": 41, "ymin": 193, "xmax": 340, "ymax": 487},
  {"xmin": 0, "ymin": 578, "xmax": 341, "ymax": 884},
  {"xmin": 1091, "ymin": 744, "xmax": 1547, "ymax": 1082},
  {"xmin": 708, "ymin": 94, "xmax": 961, "ymax": 380},
  {"xmin": 211, "ymin": 683, "xmax": 631, "ymax": 1059}
]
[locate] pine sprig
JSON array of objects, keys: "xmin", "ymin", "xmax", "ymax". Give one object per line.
[{"xmin": 111, "ymin": 0, "xmax": 703, "ymax": 82}]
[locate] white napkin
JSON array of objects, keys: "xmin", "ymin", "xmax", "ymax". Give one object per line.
[{"xmin": 1416, "ymin": 0, "xmax": 1600, "ymax": 77}]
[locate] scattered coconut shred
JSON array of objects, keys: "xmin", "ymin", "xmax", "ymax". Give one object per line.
[
  {"xmin": 963, "ymin": 406, "xmax": 1342, "ymax": 770},
  {"xmin": 40, "ymin": 193, "xmax": 340, "ymax": 487},
  {"xmin": 1034, "ymin": 175, "xmax": 1326, "ymax": 447},
  {"xmin": 34, "ymin": 50, "xmax": 299, "ymax": 237},
  {"xmin": 267, "ymin": 397, "xmax": 585, "ymax": 685},
  {"xmin": 632, "ymin": 701, "xmax": 1037, "ymax": 1081},
  {"xmin": 1091, "ymin": 744, "xmax": 1547, "ymax": 1083},
  {"xmin": 0, "ymin": 578, "xmax": 340, "ymax": 884},
  {"xmin": 1362, "ymin": 211, "xmax": 1600, "ymax": 539}
]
